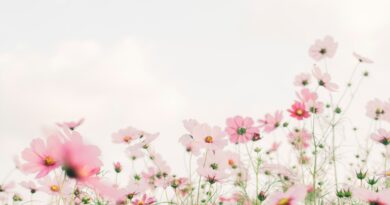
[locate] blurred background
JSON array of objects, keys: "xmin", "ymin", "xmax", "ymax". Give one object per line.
[{"xmin": 1, "ymin": 0, "xmax": 389, "ymax": 179}]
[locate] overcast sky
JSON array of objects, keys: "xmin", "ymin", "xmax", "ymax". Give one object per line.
[{"xmin": 1, "ymin": 0, "xmax": 389, "ymax": 179}]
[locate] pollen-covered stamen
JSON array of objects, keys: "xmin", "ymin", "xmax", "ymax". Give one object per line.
[
  {"xmin": 123, "ymin": 135, "xmax": 133, "ymax": 143},
  {"xmin": 50, "ymin": 185, "xmax": 60, "ymax": 192},
  {"xmin": 277, "ymin": 197, "xmax": 291, "ymax": 205},
  {"xmin": 44, "ymin": 156, "xmax": 56, "ymax": 166},
  {"xmin": 228, "ymin": 159, "xmax": 237, "ymax": 169},
  {"xmin": 204, "ymin": 136, "xmax": 213, "ymax": 143},
  {"xmin": 295, "ymin": 109, "xmax": 304, "ymax": 116}
]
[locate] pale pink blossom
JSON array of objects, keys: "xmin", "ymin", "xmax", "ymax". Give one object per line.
[
  {"xmin": 126, "ymin": 143, "xmax": 145, "ymax": 160},
  {"xmin": 57, "ymin": 118, "xmax": 84, "ymax": 130},
  {"xmin": 21, "ymin": 135, "xmax": 63, "ymax": 178},
  {"xmin": 352, "ymin": 187, "xmax": 390, "ymax": 204},
  {"xmin": 112, "ymin": 126, "xmax": 141, "ymax": 144},
  {"xmin": 366, "ymin": 98, "xmax": 389, "ymax": 121},
  {"xmin": 371, "ymin": 129, "xmax": 390, "ymax": 146},
  {"xmin": 294, "ymin": 73, "xmax": 311, "ymax": 87},
  {"xmin": 353, "ymin": 52, "xmax": 373, "ymax": 64},
  {"xmin": 266, "ymin": 142, "xmax": 281, "ymax": 154},
  {"xmin": 197, "ymin": 151, "xmax": 229, "ymax": 183},
  {"xmin": 263, "ymin": 184, "xmax": 308, "ymax": 205},
  {"xmin": 309, "ymin": 35, "xmax": 338, "ymax": 61},
  {"xmin": 38, "ymin": 176, "xmax": 72, "ymax": 196},
  {"xmin": 179, "ymin": 134, "xmax": 201, "ymax": 155},
  {"xmin": 192, "ymin": 123, "xmax": 227, "ymax": 151},
  {"xmin": 312, "ymin": 66, "xmax": 339, "ymax": 91},
  {"xmin": 288, "ymin": 128, "xmax": 312, "ymax": 149},
  {"xmin": 225, "ymin": 116, "xmax": 259, "ymax": 144},
  {"xmin": 261, "ymin": 164, "xmax": 296, "ymax": 181},
  {"xmin": 259, "ymin": 111, "xmax": 283, "ymax": 133}
]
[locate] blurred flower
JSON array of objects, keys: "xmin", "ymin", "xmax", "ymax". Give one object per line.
[
  {"xmin": 259, "ymin": 111, "xmax": 283, "ymax": 133},
  {"xmin": 112, "ymin": 126, "xmax": 141, "ymax": 144},
  {"xmin": 131, "ymin": 194, "xmax": 156, "ymax": 205},
  {"xmin": 20, "ymin": 181, "xmax": 37, "ymax": 194},
  {"xmin": 263, "ymin": 184, "xmax": 308, "ymax": 205},
  {"xmin": 288, "ymin": 129, "xmax": 311, "ymax": 150},
  {"xmin": 366, "ymin": 98, "xmax": 389, "ymax": 121},
  {"xmin": 352, "ymin": 187, "xmax": 390, "ymax": 204},
  {"xmin": 114, "ymin": 162, "xmax": 122, "ymax": 173},
  {"xmin": 179, "ymin": 134, "xmax": 201, "ymax": 155},
  {"xmin": 57, "ymin": 118, "xmax": 84, "ymax": 130}
]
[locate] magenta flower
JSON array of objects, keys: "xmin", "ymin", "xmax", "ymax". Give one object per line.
[
  {"xmin": 288, "ymin": 101, "xmax": 310, "ymax": 120},
  {"xmin": 113, "ymin": 162, "xmax": 122, "ymax": 173},
  {"xmin": 263, "ymin": 184, "xmax": 307, "ymax": 205},
  {"xmin": 259, "ymin": 111, "xmax": 283, "ymax": 133},
  {"xmin": 225, "ymin": 116, "xmax": 259, "ymax": 144},
  {"xmin": 353, "ymin": 52, "xmax": 374, "ymax": 64},
  {"xmin": 309, "ymin": 35, "xmax": 338, "ymax": 61},
  {"xmin": 312, "ymin": 66, "xmax": 338, "ymax": 91},
  {"xmin": 352, "ymin": 187, "xmax": 390, "ymax": 204},
  {"xmin": 21, "ymin": 135, "xmax": 63, "ymax": 178}
]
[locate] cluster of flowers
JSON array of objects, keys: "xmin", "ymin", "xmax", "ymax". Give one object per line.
[{"xmin": 1, "ymin": 36, "xmax": 389, "ymax": 205}]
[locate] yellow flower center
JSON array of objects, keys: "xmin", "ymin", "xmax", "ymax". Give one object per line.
[
  {"xmin": 137, "ymin": 202, "xmax": 144, "ymax": 205},
  {"xmin": 277, "ymin": 198, "xmax": 290, "ymax": 205},
  {"xmin": 123, "ymin": 136, "xmax": 132, "ymax": 143},
  {"xmin": 296, "ymin": 109, "xmax": 303, "ymax": 116},
  {"xmin": 228, "ymin": 159, "xmax": 235, "ymax": 166},
  {"xmin": 386, "ymin": 171, "xmax": 390, "ymax": 177},
  {"xmin": 44, "ymin": 156, "xmax": 56, "ymax": 166},
  {"xmin": 50, "ymin": 185, "xmax": 60, "ymax": 192},
  {"xmin": 204, "ymin": 136, "xmax": 213, "ymax": 143}
]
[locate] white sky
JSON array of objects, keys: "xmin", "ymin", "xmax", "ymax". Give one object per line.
[{"xmin": 1, "ymin": 0, "xmax": 390, "ymax": 183}]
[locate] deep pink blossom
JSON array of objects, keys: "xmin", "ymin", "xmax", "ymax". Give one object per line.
[{"xmin": 288, "ymin": 101, "xmax": 310, "ymax": 120}]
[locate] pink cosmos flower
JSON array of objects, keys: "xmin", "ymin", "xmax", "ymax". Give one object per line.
[
  {"xmin": 117, "ymin": 180, "xmax": 149, "ymax": 202},
  {"xmin": 38, "ymin": 176, "xmax": 72, "ymax": 196},
  {"xmin": 132, "ymin": 194, "xmax": 156, "ymax": 205},
  {"xmin": 352, "ymin": 187, "xmax": 390, "ymax": 204},
  {"xmin": 192, "ymin": 123, "xmax": 227, "ymax": 151},
  {"xmin": 21, "ymin": 135, "xmax": 63, "ymax": 178},
  {"xmin": 225, "ymin": 116, "xmax": 259, "ymax": 144},
  {"xmin": 259, "ymin": 111, "xmax": 283, "ymax": 133},
  {"xmin": 62, "ymin": 133, "xmax": 102, "ymax": 182},
  {"xmin": 288, "ymin": 101, "xmax": 310, "ymax": 120},
  {"xmin": 126, "ymin": 143, "xmax": 145, "ymax": 160},
  {"xmin": 197, "ymin": 151, "xmax": 229, "ymax": 183},
  {"xmin": 263, "ymin": 184, "xmax": 308, "ymax": 205},
  {"xmin": 309, "ymin": 35, "xmax": 338, "ymax": 61},
  {"xmin": 294, "ymin": 73, "xmax": 311, "ymax": 87},
  {"xmin": 371, "ymin": 129, "xmax": 390, "ymax": 146},
  {"xmin": 312, "ymin": 66, "xmax": 339, "ymax": 91},
  {"xmin": 297, "ymin": 88, "xmax": 324, "ymax": 114},
  {"xmin": 288, "ymin": 129, "xmax": 311, "ymax": 149},
  {"xmin": 112, "ymin": 126, "xmax": 141, "ymax": 144},
  {"xmin": 353, "ymin": 52, "xmax": 373, "ymax": 64},
  {"xmin": 57, "ymin": 118, "xmax": 84, "ymax": 130},
  {"xmin": 179, "ymin": 134, "xmax": 201, "ymax": 155},
  {"xmin": 183, "ymin": 119, "xmax": 199, "ymax": 134},
  {"xmin": 366, "ymin": 99, "xmax": 389, "ymax": 121},
  {"xmin": 0, "ymin": 181, "xmax": 15, "ymax": 195}
]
